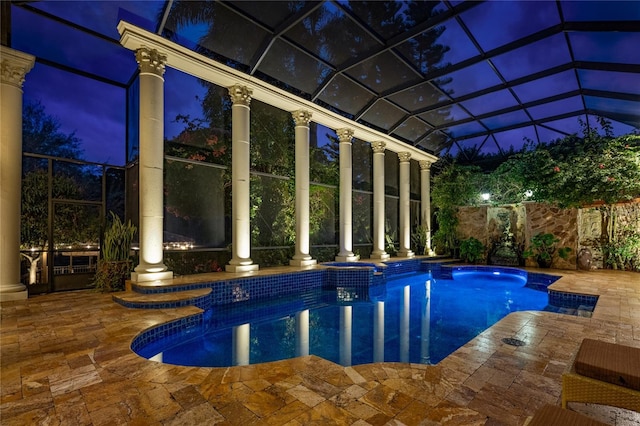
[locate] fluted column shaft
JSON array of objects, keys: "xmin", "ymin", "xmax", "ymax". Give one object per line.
[
  {"xmin": 290, "ymin": 110, "xmax": 316, "ymax": 266},
  {"xmin": 370, "ymin": 141, "xmax": 389, "ymax": 260},
  {"xmin": 0, "ymin": 46, "xmax": 34, "ymax": 301},
  {"xmin": 226, "ymin": 85, "xmax": 259, "ymax": 272},
  {"xmin": 132, "ymin": 47, "xmax": 173, "ymax": 283},
  {"xmin": 335, "ymin": 128, "xmax": 358, "ymax": 261},
  {"xmin": 420, "ymin": 160, "xmax": 433, "ymax": 255},
  {"xmin": 398, "ymin": 152, "xmax": 414, "ymax": 258}
]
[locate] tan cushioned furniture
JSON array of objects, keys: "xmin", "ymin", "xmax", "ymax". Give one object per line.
[
  {"xmin": 562, "ymin": 338, "xmax": 640, "ymax": 411},
  {"xmin": 526, "ymin": 405, "xmax": 607, "ymax": 426},
  {"xmin": 574, "ymin": 338, "xmax": 640, "ymax": 391}
]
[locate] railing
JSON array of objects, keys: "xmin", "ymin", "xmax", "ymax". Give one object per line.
[{"xmin": 53, "ymin": 265, "xmax": 97, "ymax": 275}]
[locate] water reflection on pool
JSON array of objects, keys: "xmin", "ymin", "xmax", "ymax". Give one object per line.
[{"xmin": 137, "ymin": 268, "xmax": 549, "ymax": 367}]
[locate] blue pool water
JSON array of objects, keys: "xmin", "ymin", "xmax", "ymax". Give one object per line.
[{"xmin": 137, "ymin": 268, "xmax": 551, "ymax": 367}]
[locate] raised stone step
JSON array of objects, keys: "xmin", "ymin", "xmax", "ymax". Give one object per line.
[{"xmin": 113, "ymin": 287, "xmax": 211, "ymax": 310}]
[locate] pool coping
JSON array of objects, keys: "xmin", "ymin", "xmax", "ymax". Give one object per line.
[{"xmin": 123, "ymin": 261, "xmax": 601, "ymax": 367}]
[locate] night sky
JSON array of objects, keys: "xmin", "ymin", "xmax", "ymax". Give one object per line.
[{"xmin": 23, "ymin": 64, "xmax": 207, "ymax": 166}]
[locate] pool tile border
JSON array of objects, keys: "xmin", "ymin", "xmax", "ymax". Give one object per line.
[{"xmin": 126, "ymin": 260, "xmax": 602, "ymax": 366}]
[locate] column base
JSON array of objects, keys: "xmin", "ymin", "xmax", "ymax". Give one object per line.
[
  {"xmin": 398, "ymin": 250, "xmax": 415, "ymax": 258},
  {"xmin": 370, "ymin": 251, "xmax": 390, "ymax": 260},
  {"xmin": 130, "ymin": 271, "xmax": 174, "ymax": 283},
  {"xmin": 290, "ymin": 258, "xmax": 317, "ymax": 267},
  {"xmin": 226, "ymin": 264, "xmax": 259, "ymax": 273},
  {"xmin": 0, "ymin": 285, "xmax": 28, "ymax": 302},
  {"xmin": 335, "ymin": 254, "xmax": 360, "ymax": 262}
]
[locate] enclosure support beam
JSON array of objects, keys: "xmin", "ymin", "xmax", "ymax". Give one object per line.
[
  {"xmin": 420, "ymin": 160, "xmax": 434, "ymax": 255},
  {"xmin": 117, "ymin": 21, "xmax": 438, "ymax": 165},
  {"xmin": 290, "ymin": 110, "xmax": 316, "ymax": 267},
  {"xmin": 0, "ymin": 46, "xmax": 34, "ymax": 301},
  {"xmin": 370, "ymin": 141, "xmax": 390, "ymax": 260},
  {"xmin": 226, "ymin": 85, "xmax": 259, "ymax": 272},
  {"xmin": 398, "ymin": 152, "xmax": 415, "ymax": 258},
  {"xmin": 131, "ymin": 47, "xmax": 173, "ymax": 283},
  {"xmin": 335, "ymin": 128, "xmax": 358, "ymax": 262}
]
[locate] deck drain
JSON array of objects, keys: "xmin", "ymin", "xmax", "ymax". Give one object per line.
[{"xmin": 502, "ymin": 337, "xmax": 526, "ymax": 346}]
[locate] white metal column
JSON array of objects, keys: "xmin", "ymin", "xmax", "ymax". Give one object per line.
[
  {"xmin": 370, "ymin": 141, "xmax": 389, "ymax": 260},
  {"xmin": 335, "ymin": 128, "xmax": 358, "ymax": 262},
  {"xmin": 420, "ymin": 160, "xmax": 433, "ymax": 255},
  {"xmin": 290, "ymin": 110, "xmax": 316, "ymax": 266},
  {"xmin": 0, "ymin": 46, "xmax": 34, "ymax": 301},
  {"xmin": 131, "ymin": 47, "xmax": 173, "ymax": 283},
  {"xmin": 226, "ymin": 85, "xmax": 259, "ymax": 272},
  {"xmin": 398, "ymin": 152, "xmax": 414, "ymax": 258}
]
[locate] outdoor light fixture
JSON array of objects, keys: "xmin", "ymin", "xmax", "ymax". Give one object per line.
[{"xmin": 481, "ymin": 193, "xmax": 491, "ymax": 201}]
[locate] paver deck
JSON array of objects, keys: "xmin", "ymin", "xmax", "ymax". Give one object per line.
[{"xmin": 1, "ymin": 266, "xmax": 639, "ymax": 425}]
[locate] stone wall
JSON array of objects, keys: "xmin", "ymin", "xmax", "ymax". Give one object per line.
[
  {"xmin": 455, "ymin": 200, "xmax": 639, "ymax": 270},
  {"xmin": 577, "ymin": 201, "xmax": 640, "ymax": 269},
  {"xmin": 578, "ymin": 207, "xmax": 604, "ymax": 269},
  {"xmin": 524, "ymin": 203, "xmax": 578, "ymax": 270},
  {"xmin": 457, "ymin": 206, "xmax": 487, "ymax": 243}
]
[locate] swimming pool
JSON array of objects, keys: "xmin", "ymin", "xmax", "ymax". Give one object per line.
[{"xmin": 135, "ymin": 266, "xmax": 565, "ymax": 367}]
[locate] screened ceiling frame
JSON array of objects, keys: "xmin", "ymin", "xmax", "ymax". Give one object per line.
[
  {"xmin": 14, "ymin": 2, "xmax": 132, "ymax": 88},
  {"xmin": 15, "ymin": 0, "xmax": 640, "ymax": 157},
  {"xmin": 204, "ymin": 0, "xmax": 639, "ymax": 153}
]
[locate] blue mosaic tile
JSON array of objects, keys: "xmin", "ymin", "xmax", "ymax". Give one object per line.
[
  {"xmin": 324, "ymin": 262, "xmax": 384, "ymax": 271},
  {"xmin": 124, "ymin": 262, "xmax": 570, "ymax": 317},
  {"xmin": 325, "ymin": 267, "xmax": 374, "ymax": 289},
  {"xmin": 131, "ymin": 313, "xmax": 203, "ymax": 354},
  {"xmin": 130, "ymin": 261, "xmax": 602, "ymax": 361},
  {"xmin": 527, "ymin": 272, "xmax": 561, "ymax": 286},
  {"xmin": 207, "ymin": 270, "xmax": 326, "ymax": 307},
  {"xmin": 382, "ymin": 259, "xmax": 422, "ymax": 276},
  {"xmin": 549, "ymin": 290, "xmax": 599, "ymax": 309}
]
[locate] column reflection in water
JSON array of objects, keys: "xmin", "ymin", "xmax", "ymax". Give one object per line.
[
  {"xmin": 421, "ymin": 279, "xmax": 432, "ymax": 364},
  {"xmin": 400, "ymin": 285, "xmax": 410, "ymax": 362},
  {"xmin": 373, "ymin": 301, "xmax": 385, "ymax": 362},
  {"xmin": 232, "ymin": 323, "xmax": 250, "ymax": 366},
  {"xmin": 340, "ymin": 306, "xmax": 352, "ymax": 366},
  {"xmin": 295, "ymin": 310, "xmax": 309, "ymax": 357}
]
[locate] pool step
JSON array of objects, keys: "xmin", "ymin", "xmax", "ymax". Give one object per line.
[{"xmin": 113, "ymin": 288, "xmax": 211, "ymax": 310}]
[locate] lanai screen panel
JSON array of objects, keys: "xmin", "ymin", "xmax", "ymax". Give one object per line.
[{"xmin": 11, "ymin": 0, "xmax": 640, "ymax": 160}]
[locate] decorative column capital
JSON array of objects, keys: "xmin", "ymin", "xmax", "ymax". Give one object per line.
[
  {"xmin": 135, "ymin": 47, "xmax": 167, "ymax": 76},
  {"xmin": 419, "ymin": 160, "xmax": 431, "ymax": 170},
  {"xmin": 337, "ymin": 128, "xmax": 354, "ymax": 143},
  {"xmin": 398, "ymin": 152, "xmax": 412, "ymax": 163},
  {"xmin": 0, "ymin": 46, "xmax": 35, "ymax": 89},
  {"xmin": 371, "ymin": 141, "xmax": 386, "ymax": 153},
  {"xmin": 228, "ymin": 84, "xmax": 253, "ymax": 106},
  {"xmin": 292, "ymin": 110, "xmax": 312, "ymax": 126}
]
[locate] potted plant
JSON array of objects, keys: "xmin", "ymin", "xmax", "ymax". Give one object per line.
[
  {"xmin": 523, "ymin": 233, "xmax": 571, "ymax": 268},
  {"xmin": 93, "ymin": 212, "xmax": 136, "ymax": 292},
  {"xmin": 460, "ymin": 237, "xmax": 485, "ymax": 264}
]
